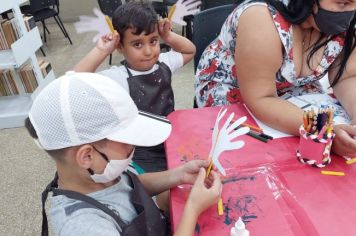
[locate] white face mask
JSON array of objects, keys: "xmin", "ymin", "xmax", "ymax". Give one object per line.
[{"xmin": 90, "ymin": 148, "xmax": 135, "ymax": 184}]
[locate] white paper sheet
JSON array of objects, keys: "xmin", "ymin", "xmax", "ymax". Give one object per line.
[{"xmin": 244, "ymin": 105, "xmax": 292, "ymax": 139}]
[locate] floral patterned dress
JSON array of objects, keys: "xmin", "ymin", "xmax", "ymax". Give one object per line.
[{"xmin": 194, "ymin": 0, "xmax": 345, "ymax": 107}]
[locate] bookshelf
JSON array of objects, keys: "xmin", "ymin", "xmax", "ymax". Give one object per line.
[{"xmin": 0, "ymin": 0, "xmax": 55, "ymax": 129}]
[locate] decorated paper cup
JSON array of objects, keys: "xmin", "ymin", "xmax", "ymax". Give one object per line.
[{"xmin": 296, "ymin": 125, "xmax": 335, "ymax": 168}]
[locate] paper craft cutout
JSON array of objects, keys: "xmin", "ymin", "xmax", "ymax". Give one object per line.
[
  {"xmin": 74, "ymin": 8, "xmax": 112, "ymax": 43},
  {"xmin": 169, "ymin": 0, "xmax": 201, "ymax": 26},
  {"xmin": 209, "ymin": 108, "xmax": 249, "ymax": 176}
]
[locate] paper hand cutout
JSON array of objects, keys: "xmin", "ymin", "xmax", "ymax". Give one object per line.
[
  {"xmin": 74, "ymin": 8, "xmax": 111, "ymax": 43},
  {"xmin": 170, "ymin": 0, "xmax": 201, "ymax": 26},
  {"xmin": 209, "ymin": 108, "xmax": 250, "ymax": 176},
  {"xmin": 209, "ymin": 107, "xmax": 227, "ymax": 158}
]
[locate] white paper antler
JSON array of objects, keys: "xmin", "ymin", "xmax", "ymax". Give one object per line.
[
  {"xmin": 209, "ymin": 108, "xmax": 249, "ymax": 176},
  {"xmin": 74, "ymin": 8, "xmax": 112, "ymax": 43},
  {"xmin": 169, "ymin": 0, "xmax": 201, "ymax": 26}
]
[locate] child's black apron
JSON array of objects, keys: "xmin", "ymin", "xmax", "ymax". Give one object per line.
[
  {"xmin": 124, "ymin": 61, "xmax": 174, "ymax": 172},
  {"xmin": 124, "ymin": 61, "xmax": 174, "ymax": 117},
  {"xmin": 41, "ymin": 171, "xmax": 168, "ymax": 236}
]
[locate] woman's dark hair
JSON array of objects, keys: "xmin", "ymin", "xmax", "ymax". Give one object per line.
[
  {"xmin": 25, "ymin": 117, "xmax": 66, "ymax": 161},
  {"xmin": 265, "ymin": 0, "xmax": 356, "ymax": 87},
  {"xmin": 112, "ymin": 1, "xmax": 158, "ymax": 44}
]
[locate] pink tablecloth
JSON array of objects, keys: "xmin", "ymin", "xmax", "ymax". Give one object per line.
[{"xmin": 165, "ymin": 104, "xmax": 356, "ymax": 236}]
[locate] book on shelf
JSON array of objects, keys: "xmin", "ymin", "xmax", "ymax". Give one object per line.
[
  {"xmin": 1, "ymin": 19, "xmax": 16, "ymax": 48},
  {"xmin": 10, "ymin": 18, "xmax": 20, "ymax": 39},
  {"xmin": 0, "ymin": 15, "xmax": 35, "ymax": 50},
  {"xmin": 19, "ymin": 62, "xmax": 37, "ymax": 93},
  {"xmin": 38, "ymin": 59, "xmax": 52, "ymax": 78},
  {"xmin": 0, "ymin": 60, "xmax": 52, "ymax": 97},
  {"xmin": 0, "ymin": 69, "xmax": 19, "ymax": 96},
  {"xmin": 23, "ymin": 16, "xmax": 35, "ymax": 32}
]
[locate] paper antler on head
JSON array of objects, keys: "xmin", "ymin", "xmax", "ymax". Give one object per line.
[
  {"xmin": 207, "ymin": 108, "xmax": 250, "ymax": 176},
  {"xmin": 74, "ymin": 8, "xmax": 114, "ymax": 43},
  {"xmin": 168, "ymin": 0, "xmax": 202, "ymax": 26}
]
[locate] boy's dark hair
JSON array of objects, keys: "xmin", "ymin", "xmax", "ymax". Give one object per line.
[
  {"xmin": 25, "ymin": 117, "xmax": 67, "ymax": 161},
  {"xmin": 112, "ymin": 1, "xmax": 159, "ymax": 44}
]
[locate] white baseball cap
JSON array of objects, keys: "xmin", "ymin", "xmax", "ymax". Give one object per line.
[{"xmin": 29, "ymin": 71, "xmax": 172, "ymax": 150}]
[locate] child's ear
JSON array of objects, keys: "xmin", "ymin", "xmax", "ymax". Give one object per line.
[
  {"xmin": 116, "ymin": 42, "xmax": 124, "ymax": 53},
  {"xmin": 75, "ymin": 144, "xmax": 94, "ymax": 169}
]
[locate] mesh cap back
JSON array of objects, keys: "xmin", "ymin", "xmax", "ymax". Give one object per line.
[{"xmin": 29, "ymin": 71, "xmax": 139, "ymax": 150}]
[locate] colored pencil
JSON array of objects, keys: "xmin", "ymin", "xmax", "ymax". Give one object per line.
[
  {"xmin": 242, "ymin": 123, "xmax": 262, "ymax": 132},
  {"xmin": 105, "ymin": 15, "xmax": 114, "ymax": 33},
  {"xmin": 317, "ymin": 125, "xmax": 327, "ymax": 139},
  {"xmin": 217, "ymin": 198, "xmax": 224, "ymax": 215},
  {"xmin": 346, "ymin": 158, "xmax": 356, "ymax": 165},
  {"xmin": 247, "ymin": 131, "xmax": 268, "ymax": 143},
  {"xmin": 206, "ymin": 160, "xmax": 213, "ymax": 178},
  {"xmin": 168, "ymin": 5, "xmax": 176, "ymax": 20},
  {"xmin": 303, "ymin": 111, "xmax": 308, "ymax": 129},
  {"xmin": 259, "ymin": 132, "xmax": 274, "ymax": 140},
  {"xmin": 321, "ymin": 170, "xmax": 345, "ymax": 176}
]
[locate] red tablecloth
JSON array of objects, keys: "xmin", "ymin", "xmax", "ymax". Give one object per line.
[{"xmin": 166, "ymin": 104, "xmax": 356, "ymax": 236}]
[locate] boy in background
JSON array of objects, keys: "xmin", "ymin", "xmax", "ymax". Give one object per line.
[
  {"xmin": 74, "ymin": 1, "xmax": 196, "ymax": 172},
  {"xmin": 26, "ymin": 72, "xmax": 221, "ymax": 236}
]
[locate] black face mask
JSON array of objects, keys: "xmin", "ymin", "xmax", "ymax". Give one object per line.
[{"xmin": 313, "ymin": 6, "xmax": 355, "ymax": 35}]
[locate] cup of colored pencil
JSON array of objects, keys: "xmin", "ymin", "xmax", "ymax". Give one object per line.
[{"xmin": 296, "ymin": 108, "xmax": 335, "ymax": 168}]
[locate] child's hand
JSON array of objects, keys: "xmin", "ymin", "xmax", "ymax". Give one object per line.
[
  {"xmin": 186, "ymin": 168, "xmax": 222, "ymax": 215},
  {"xmin": 178, "ymin": 159, "xmax": 210, "ymax": 185},
  {"xmin": 96, "ymin": 31, "xmax": 120, "ymax": 55},
  {"xmin": 158, "ymin": 18, "xmax": 172, "ymax": 42}
]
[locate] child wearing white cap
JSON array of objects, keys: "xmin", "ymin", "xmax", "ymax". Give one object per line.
[
  {"xmin": 73, "ymin": 1, "xmax": 196, "ymax": 173},
  {"xmin": 25, "ymin": 72, "xmax": 221, "ymax": 236}
]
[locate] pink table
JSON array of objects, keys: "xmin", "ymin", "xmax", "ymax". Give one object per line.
[{"xmin": 166, "ymin": 104, "xmax": 356, "ymax": 236}]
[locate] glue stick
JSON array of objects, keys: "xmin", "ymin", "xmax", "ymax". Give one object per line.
[{"xmin": 230, "ymin": 217, "xmax": 250, "ymax": 236}]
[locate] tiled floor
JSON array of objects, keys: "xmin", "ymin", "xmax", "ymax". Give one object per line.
[{"xmin": 0, "ymin": 22, "xmax": 196, "ymax": 235}]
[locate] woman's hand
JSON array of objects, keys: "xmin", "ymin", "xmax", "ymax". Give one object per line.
[
  {"xmin": 186, "ymin": 168, "xmax": 222, "ymax": 216},
  {"xmin": 96, "ymin": 31, "xmax": 120, "ymax": 55},
  {"xmin": 332, "ymin": 124, "xmax": 356, "ymax": 156}
]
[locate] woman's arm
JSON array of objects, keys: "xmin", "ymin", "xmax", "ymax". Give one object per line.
[
  {"xmin": 330, "ymin": 47, "xmax": 356, "ymax": 122},
  {"xmin": 328, "ymin": 44, "xmax": 356, "ymax": 156},
  {"xmin": 235, "ymin": 6, "xmax": 303, "ymax": 135}
]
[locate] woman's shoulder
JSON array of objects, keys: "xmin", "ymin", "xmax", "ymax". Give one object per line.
[
  {"xmin": 237, "ymin": 3, "xmax": 281, "ymax": 36},
  {"xmin": 236, "ymin": 1, "xmax": 290, "ymax": 30}
]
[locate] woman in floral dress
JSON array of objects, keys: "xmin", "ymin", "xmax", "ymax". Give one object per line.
[{"xmin": 194, "ymin": 0, "xmax": 356, "ymax": 157}]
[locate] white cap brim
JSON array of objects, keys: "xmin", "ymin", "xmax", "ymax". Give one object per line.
[{"xmin": 106, "ymin": 111, "xmax": 172, "ymax": 146}]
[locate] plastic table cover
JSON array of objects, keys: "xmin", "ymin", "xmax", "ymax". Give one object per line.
[{"xmin": 165, "ymin": 104, "xmax": 356, "ymax": 236}]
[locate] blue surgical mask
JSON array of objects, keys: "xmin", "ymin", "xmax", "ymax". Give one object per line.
[{"xmin": 313, "ymin": 6, "xmax": 355, "ymax": 35}]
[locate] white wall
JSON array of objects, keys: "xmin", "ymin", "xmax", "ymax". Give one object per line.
[
  {"xmin": 58, "ymin": 0, "xmax": 164, "ymax": 22},
  {"xmin": 59, "ymin": 0, "xmax": 99, "ymax": 22}
]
